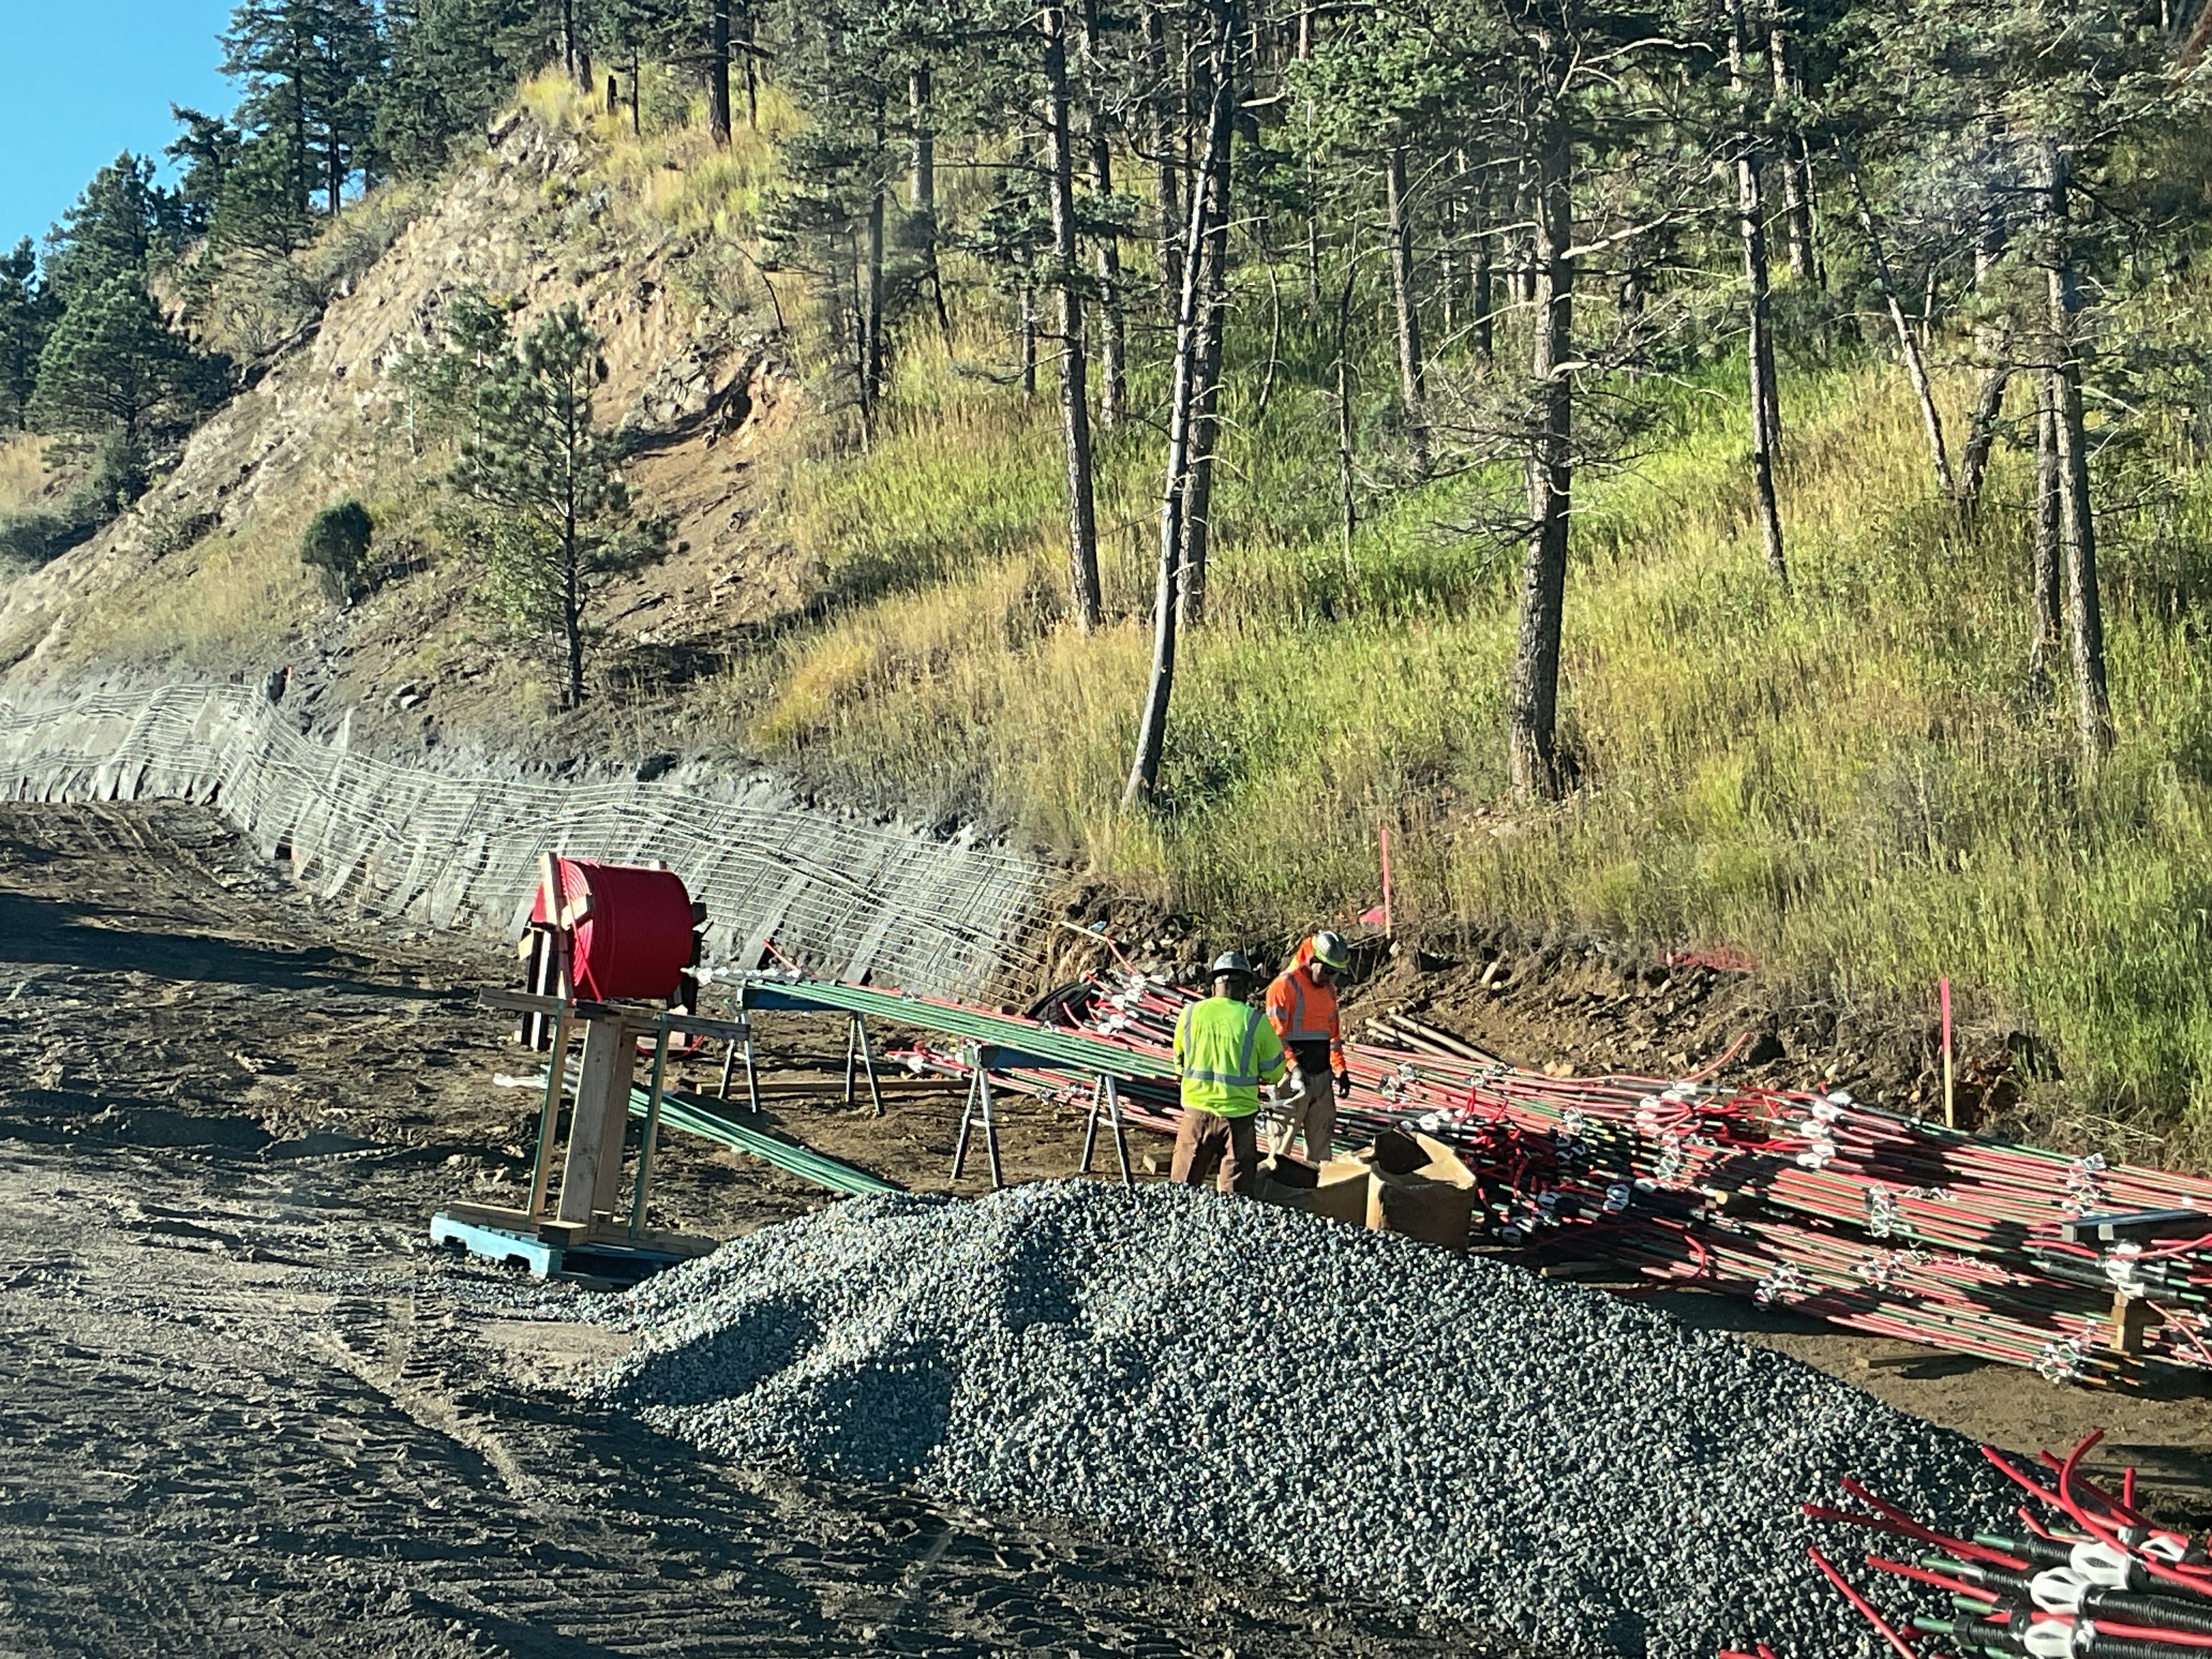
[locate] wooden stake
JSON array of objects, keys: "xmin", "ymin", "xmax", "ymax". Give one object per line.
[
  {"xmin": 1380, "ymin": 822, "xmax": 1394, "ymax": 939},
  {"xmin": 1940, "ymin": 976, "xmax": 1955, "ymax": 1130}
]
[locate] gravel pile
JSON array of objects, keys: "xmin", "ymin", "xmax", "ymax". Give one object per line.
[{"xmin": 595, "ymin": 1181, "xmax": 2011, "ymax": 1658}]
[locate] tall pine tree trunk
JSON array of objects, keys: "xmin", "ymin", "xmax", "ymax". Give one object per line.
[
  {"xmin": 1045, "ymin": 2, "xmax": 1104, "ymax": 631},
  {"xmin": 1089, "ymin": 125, "xmax": 1126, "ymax": 427},
  {"xmin": 2045, "ymin": 146, "xmax": 2113, "ymax": 765},
  {"xmin": 1386, "ymin": 144, "xmax": 1430, "ymax": 476},
  {"xmin": 2030, "ymin": 373, "xmax": 2063, "ymax": 689},
  {"xmin": 1508, "ymin": 119, "xmax": 1575, "ymax": 802},
  {"xmin": 1470, "ymin": 168, "xmax": 1494, "ymax": 363},
  {"xmin": 1335, "ymin": 271, "xmax": 1357, "ymax": 563},
  {"xmin": 708, "ymin": 0, "xmax": 733, "ymax": 148},
  {"xmin": 741, "ymin": 7, "xmax": 758, "ymax": 127},
  {"xmin": 1730, "ymin": 0, "xmax": 1786, "ymax": 584},
  {"xmin": 860, "ymin": 106, "xmax": 885, "ymax": 419},
  {"xmin": 1126, "ymin": 34, "xmax": 1231, "ymax": 810}
]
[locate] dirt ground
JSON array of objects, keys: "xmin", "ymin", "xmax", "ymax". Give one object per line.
[
  {"xmin": 2, "ymin": 803, "xmax": 2209, "ymax": 1659},
  {"xmin": 0, "ymin": 801, "xmax": 1516, "ymax": 1659}
]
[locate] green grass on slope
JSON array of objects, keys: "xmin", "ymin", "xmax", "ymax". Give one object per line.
[{"xmin": 747, "ymin": 300, "xmax": 2212, "ymax": 1146}]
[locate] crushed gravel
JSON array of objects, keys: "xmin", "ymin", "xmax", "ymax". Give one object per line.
[{"xmin": 595, "ymin": 1180, "xmax": 2011, "ymax": 1658}]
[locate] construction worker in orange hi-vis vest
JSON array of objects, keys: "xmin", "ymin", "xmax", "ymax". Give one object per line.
[{"xmin": 1263, "ymin": 930, "xmax": 1351, "ymax": 1165}]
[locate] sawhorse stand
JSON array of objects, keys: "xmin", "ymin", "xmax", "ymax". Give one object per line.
[
  {"xmin": 950, "ymin": 1044, "xmax": 1132, "ymax": 1191},
  {"xmin": 720, "ymin": 984, "xmax": 885, "ymax": 1116},
  {"xmin": 1079, "ymin": 1074, "xmax": 1133, "ymax": 1186}
]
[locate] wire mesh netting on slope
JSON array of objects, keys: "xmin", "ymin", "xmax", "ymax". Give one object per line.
[{"xmin": 0, "ymin": 682, "xmax": 1046, "ymax": 998}]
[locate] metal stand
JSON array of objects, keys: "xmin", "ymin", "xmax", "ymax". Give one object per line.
[
  {"xmin": 715, "ymin": 1022, "xmax": 763, "ymax": 1113},
  {"xmin": 1080, "ymin": 1075, "xmax": 1133, "ymax": 1186},
  {"xmin": 951, "ymin": 1043, "xmax": 1004, "ymax": 1189},
  {"xmin": 843, "ymin": 1012, "xmax": 884, "ymax": 1116}
]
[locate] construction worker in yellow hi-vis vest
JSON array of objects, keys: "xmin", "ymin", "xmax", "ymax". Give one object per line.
[{"xmin": 1170, "ymin": 951, "xmax": 1286, "ymax": 1197}]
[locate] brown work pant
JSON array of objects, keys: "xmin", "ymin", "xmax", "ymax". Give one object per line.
[
  {"xmin": 1268, "ymin": 1066, "xmax": 1338, "ymax": 1164},
  {"xmin": 1170, "ymin": 1107, "xmax": 1260, "ymax": 1197}
]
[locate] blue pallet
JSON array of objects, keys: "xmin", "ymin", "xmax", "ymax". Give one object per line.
[{"xmin": 429, "ymin": 1212, "xmax": 691, "ymax": 1284}]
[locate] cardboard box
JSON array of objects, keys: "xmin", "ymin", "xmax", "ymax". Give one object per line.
[
  {"xmin": 1363, "ymin": 1130, "xmax": 1480, "ymax": 1250},
  {"xmin": 1256, "ymin": 1153, "xmax": 1374, "ymax": 1227}
]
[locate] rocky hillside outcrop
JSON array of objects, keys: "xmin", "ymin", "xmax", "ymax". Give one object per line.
[{"xmin": 0, "ymin": 110, "xmax": 805, "ymax": 762}]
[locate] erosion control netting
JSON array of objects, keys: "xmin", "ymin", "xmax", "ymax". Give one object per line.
[
  {"xmin": 0, "ymin": 682, "xmax": 1043, "ymax": 997},
  {"xmin": 597, "ymin": 1181, "xmax": 2013, "ymax": 1659}
]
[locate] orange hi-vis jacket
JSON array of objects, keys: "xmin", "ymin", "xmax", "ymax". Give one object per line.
[{"xmin": 1265, "ymin": 941, "xmax": 1346, "ymax": 1074}]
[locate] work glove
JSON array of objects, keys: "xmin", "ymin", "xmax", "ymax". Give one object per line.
[{"xmin": 1334, "ymin": 1071, "xmax": 1353, "ymax": 1096}]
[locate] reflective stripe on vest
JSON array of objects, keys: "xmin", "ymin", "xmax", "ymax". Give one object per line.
[{"xmin": 1279, "ymin": 972, "xmax": 1335, "ymax": 1043}]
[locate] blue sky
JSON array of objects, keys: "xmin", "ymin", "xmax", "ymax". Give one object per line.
[{"xmin": 1, "ymin": 0, "xmax": 238, "ymax": 255}]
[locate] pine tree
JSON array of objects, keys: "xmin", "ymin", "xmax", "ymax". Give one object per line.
[
  {"xmin": 27, "ymin": 276, "xmax": 223, "ymax": 500},
  {"xmin": 41, "ymin": 155, "xmax": 182, "ymax": 306},
  {"xmin": 0, "ymin": 240, "xmax": 50, "ymax": 431},
  {"xmin": 167, "ymin": 108, "xmax": 244, "ymax": 238},
  {"xmin": 436, "ymin": 302, "xmax": 663, "ymax": 708},
  {"xmin": 224, "ymin": 0, "xmax": 389, "ymax": 216},
  {"xmin": 377, "ymin": 0, "xmax": 559, "ymax": 174}
]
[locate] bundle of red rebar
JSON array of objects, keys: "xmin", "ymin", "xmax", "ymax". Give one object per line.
[
  {"xmin": 898, "ymin": 969, "xmax": 2212, "ymax": 1386},
  {"xmin": 1758, "ymin": 1430, "xmax": 2212, "ymax": 1657}
]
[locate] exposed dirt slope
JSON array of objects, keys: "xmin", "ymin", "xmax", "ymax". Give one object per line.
[{"xmin": 0, "ymin": 110, "xmax": 804, "ymax": 764}]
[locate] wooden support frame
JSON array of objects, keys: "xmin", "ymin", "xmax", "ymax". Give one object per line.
[
  {"xmin": 479, "ymin": 990, "xmax": 748, "ymax": 1231},
  {"xmin": 628, "ymin": 1011, "xmax": 673, "ymax": 1243}
]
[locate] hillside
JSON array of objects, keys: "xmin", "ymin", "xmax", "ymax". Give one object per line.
[
  {"xmin": 0, "ymin": 86, "xmax": 808, "ymax": 765},
  {"xmin": 4, "ymin": 78, "xmax": 2212, "ymax": 1155}
]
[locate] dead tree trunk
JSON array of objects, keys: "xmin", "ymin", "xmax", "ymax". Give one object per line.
[
  {"xmin": 911, "ymin": 67, "xmax": 951, "ymax": 338},
  {"xmin": 1956, "ymin": 352, "xmax": 2011, "ymax": 516},
  {"xmin": 1507, "ymin": 119, "xmax": 1575, "ymax": 802},
  {"xmin": 1842, "ymin": 147, "xmax": 1954, "ymax": 497},
  {"xmin": 1142, "ymin": 2, "xmax": 1183, "ymax": 311},
  {"xmin": 1767, "ymin": 17, "xmax": 1816, "ymax": 285},
  {"xmin": 1956, "ymin": 199, "xmax": 2012, "ymax": 515},
  {"xmin": 1386, "ymin": 144, "xmax": 1430, "ymax": 476},
  {"xmin": 861, "ymin": 107, "xmax": 885, "ymax": 418},
  {"xmin": 1020, "ymin": 287, "xmax": 1038, "ymax": 394},
  {"xmin": 2030, "ymin": 373, "xmax": 2063, "ymax": 689},
  {"xmin": 708, "ymin": 0, "xmax": 733, "ymax": 148},
  {"xmin": 1126, "ymin": 41, "xmax": 1233, "ymax": 810},
  {"xmin": 1730, "ymin": 0, "xmax": 1786, "ymax": 586},
  {"xmin": 1080, "ymin": 0, "xmax": 1126, "ymax": 428},
  {"xmin": 2045, "ymin": 145, "xmax": 2113, "ymax": 765},
  {"xmin": 1177, "ymin": 45, "xmax": 1234, "ymax": 631},
  {"xmin": 1045, "ymin": 2, "xmax": 1104, "ymax": 631}
]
